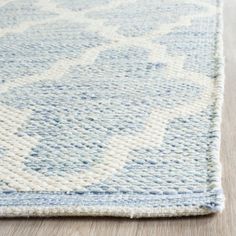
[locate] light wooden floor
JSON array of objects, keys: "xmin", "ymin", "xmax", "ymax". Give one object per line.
[{"xmin": 0, "ymin": 1, "xmax": 235, "ymax": 235}]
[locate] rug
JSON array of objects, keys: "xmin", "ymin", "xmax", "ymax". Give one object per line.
[{"xmin": 0, "ymin": 0, "xmax": 224, "ymax": 217}]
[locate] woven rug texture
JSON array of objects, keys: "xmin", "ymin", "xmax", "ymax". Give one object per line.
[{"xmin": 0, "ymin": 0, "xmax": 224, "ymax": 217}]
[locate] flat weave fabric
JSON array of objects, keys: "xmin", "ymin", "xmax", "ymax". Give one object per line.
[{"xmin": 0, "ymin": 0, "xmax": 224, "ymax": 217}]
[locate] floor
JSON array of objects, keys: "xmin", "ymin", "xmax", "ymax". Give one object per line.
[{"xmin": 0, "ymin": 1, "xmax": 235, "ymax": 235}]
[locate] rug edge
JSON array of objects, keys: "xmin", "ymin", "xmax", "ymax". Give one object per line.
[{"xmin": 0, "ymin": 0, "xmax": 225, "ymax": 218}]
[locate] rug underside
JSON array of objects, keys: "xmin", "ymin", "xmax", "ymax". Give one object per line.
[{"xmin": 0, "ymin": 0, "xmax": 224, "ymax": 217}]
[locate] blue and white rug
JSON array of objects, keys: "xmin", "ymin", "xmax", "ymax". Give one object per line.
[{"xmin": 0, "ymin": 0, "xmax": 224, "ymax": 217}]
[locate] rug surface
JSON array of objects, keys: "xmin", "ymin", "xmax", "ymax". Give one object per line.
[{"xmin": 0, "ymin": 0, "xmax": 224, "ymax": 217}]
